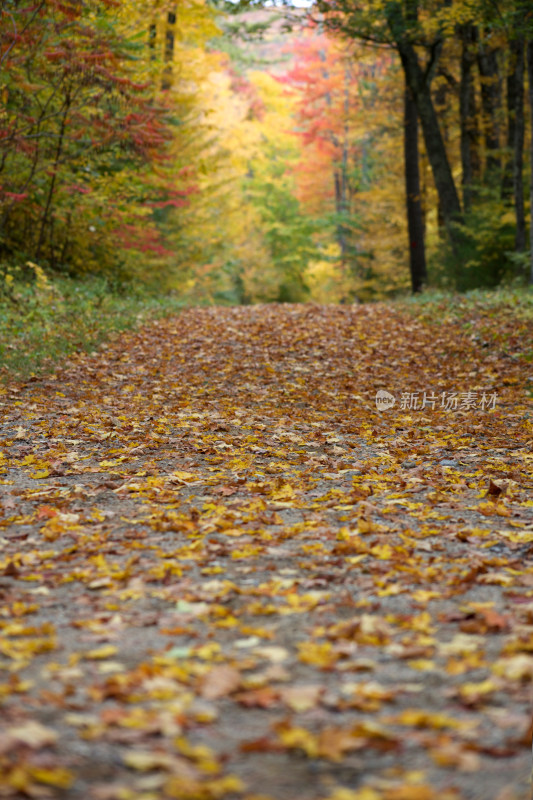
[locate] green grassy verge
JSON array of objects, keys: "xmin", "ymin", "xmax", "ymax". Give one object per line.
[
  {"xmin": 396, "ymin": 286, "xmax": 532, "ymax": 324},
  {"xmin": 396, "ymin": 286, "xmax": 533, "ymax": 364},
  {"xmin": 0, "ymin": 272, "xmax": 185, "ymax": 382},
  {"xmin": 2, "ymin": 273, "xmax": 531, "ymax": 383}
]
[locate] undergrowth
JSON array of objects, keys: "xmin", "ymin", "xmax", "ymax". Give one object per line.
[
  {"xmin": 0, "ymin": 267, "xmax": 185, "ymax": 381},
  {"xmin": 397, "ymin": 286, "xmax": 532, "ymax": 323},
  {"xmin": 396, "ymin": 286, "xmax": 533, "ymax": 366},
  {"xmin": 1, "ymin": 266, "xmax": 531, "ymax": 382}
]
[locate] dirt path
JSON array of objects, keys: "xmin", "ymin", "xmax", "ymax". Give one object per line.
[{"xmin": 0, "ymin": 303, "xmax": 531, "ymax": 800}]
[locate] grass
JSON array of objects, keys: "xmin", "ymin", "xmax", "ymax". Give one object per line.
[
  {"xmin": 1, "ymin": 271, "xmax": 531, "ymax": 382},
  {"xmin": 396, "ymin": 285, "xmax": 533, "ymax": 324},
  {"xmin": 0, "ymin": 272, "xmax": 185, "ymax": 382},
  {"xmin": 395, "ymin": 285, "xmax": 533, "ymax": 365}
]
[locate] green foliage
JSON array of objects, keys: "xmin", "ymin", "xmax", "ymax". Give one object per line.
[
  {"xmin": 0, "ymin": 268, "xmax": 184, "ymax": 380},
  {"xmin": 2, "ymin": 0, "xmax": 531, "ymax": 303},
  {"xmin": 396, "ymin": 285, "xmax": 533, "ymax": 362},
  {"xmin": 429, "ymin": 193, "xmax": 526, "ymax": 292},
  {"xmin": 213, "ymin": 10, "xmax": 290, "ymax": 72},
  {"xmin": 248, "ymin": 175, "xmax": 316, "ymax": 302},
  {"xmin": 397, "ymin": 284, "xmax": 532, "ymax": 314},
  {"xmin": 0, "ymin": 0, "xmax": 201, "ymax": 288}
]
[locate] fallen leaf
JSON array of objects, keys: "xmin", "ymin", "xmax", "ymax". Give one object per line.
[{"xmin": 200, "ymin": 665, "xmax": 241, "ymax": 700}]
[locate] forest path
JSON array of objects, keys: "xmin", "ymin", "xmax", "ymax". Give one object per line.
[{"xmin": 0, "ymin": 303, "xmax": 531, "ymax": 800}]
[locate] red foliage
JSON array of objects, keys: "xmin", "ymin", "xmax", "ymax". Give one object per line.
[{"xmin": 113, "ymin": 224, "xmax": 175, "ymax": 257}]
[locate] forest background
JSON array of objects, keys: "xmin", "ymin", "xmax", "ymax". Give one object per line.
[{"xmin": 0, "ymin": 0, "xmax": 532, "ymax": 376}]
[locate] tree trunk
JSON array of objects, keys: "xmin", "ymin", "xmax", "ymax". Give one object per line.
[
  {"xmin": 502, "ymin": 34, "xmax": 525, "ymax": 240},
  {"xmin": 433, "ymin": 71, "xmax": 451, "ymax": 239},
  {"xmin": 336, "ymin": 72, "xmax": 351, "ymax": 268},
  {"xmin": 334, "ymin": 170, "xmax": 348, "ymax": 262},
  {"xmin": 477, "ymin": 35, "xmax": 502, "ymax": 180},
  {"xmin": 512, "ymin": 37, "xmax": 526, "ymax": 251},
  {"xmin": 398, "ymin": 41, "xmax": 463, "ymax": 246},
  {"xmin": 527, "ymin": 38, "xmax": 533, "ymax": 286},
  {"xmin": 162, "ymin": 8, "xmax": 176, "ymax": 91},
  {"xmin": 35, "ymin": 95, "xmax": 70, "ymax": 261},
  {"xmin": 404, "ymin": 82, "xmax": 427, "ymax": 292},
  {"xmin": 149, "ymin": 22, "xmax": 156, "ymax": 60},
  {"xmin": 459, "ymin": 24, "xmax": 480, "ymax": 211}
]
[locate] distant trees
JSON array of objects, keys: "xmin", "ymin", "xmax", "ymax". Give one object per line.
[
  {"xmin": 280, "ymin": 34, "xmax": 361, "ymax": 286},
  {"xmin": 2, "ymin": 0, "xmax": 532, "ymax": 299},
  {"xmin": 0, "ymin": 0, "xmax": 221, "ymax": 286},
  {"xmin": 314, "ymin": 0, "xmax": 533, "ymax": 290},
  {"xmin": 278, "ymin": 30, "xmax": 412, "ymax": 300},
  {"xmin": 0, "ymin": 1, "xmax": 172, "ymax": 277}
]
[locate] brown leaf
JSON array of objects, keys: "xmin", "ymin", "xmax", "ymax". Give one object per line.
[
  {"xmin": 235, "ymin": 687, "xmax": 280, "ymax": 708},
  {"xmin": 487, "ymin": 478, "xmax": 506, "ymax": 497},
  {"xmin": 240, "ymin": 737, "xmax": 284, "ymax": 754},
  {"xmin": 200, "ymin": 665, "xmax": 241, "ymax": 700},
  {"xmin": 3, "ymin": 560, "xmax": 19, "ymax": 578},
  {"xmin": 280, "ymin": 684, "xmax": 323, "ymax": 712}
]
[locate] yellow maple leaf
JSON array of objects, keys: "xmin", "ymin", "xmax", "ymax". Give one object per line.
[
  {"xmin": 325, "ymin": 789, "xmax": 382, "ymax": 800},
  {"xmin": 278, "ymin": 724, "xmax": 318, "ymax": 757},
  {"xmin": 271, "ymin": 483, "xmax": 295, "ymax": 501},
  {"xmin": 27, "ymin": 766, "xmax": 74, "ymax": 789},
  {"xmin": 83, "ymin": 645, "xmax": 118, "ymax": 660}
]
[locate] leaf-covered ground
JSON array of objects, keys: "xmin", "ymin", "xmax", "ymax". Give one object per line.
[{"xmin": 0, "ymin": 302, "xmax": 531, "ymax": 800}]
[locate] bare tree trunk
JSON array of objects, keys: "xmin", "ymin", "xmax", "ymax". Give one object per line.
[
  {"xmin": 385, "ymin": 0, "xmax": 463, "ymax": 254},
  {"xmin": 335, "ymin": 72, "xmax": 351, "ymax": 269},
  {"xmin": 162, "ymin": 8, "xmax": 176, "ymax": 91},
  {"xmin": 398, "ymin": 41, "xmax": 463, "ymax": 244},
  {"xmin": 502, "ymin": 33, "xmax": 525, "ymax": 249},
  {"xmin": 527, "ymin": 38, "xmax": 533, "ymax": 286},
  {"xmin": 149, "ymin": 22, "xmax": 156, "ymax": 59},
  {"xmin": 334, "ymin": 171, "xmax": 347, "ymax": 262},
  {"xmin": 477, "ymin": 35, "xmax": 502, "ymax": 180},
  {"xmin": 433, "ymin": 70, "xmax": 451, "ymax": 239},
  {"xmin": 513, "ymin": 37, "xmax": 526, "ymax": 252},
  {"xmin": 460, "ymin": 24, "xmax": 480, "ymax": 211},
  {"xmin": 35, "ymin": 94, "xmax": 70, "ymax": 261},
  {"xmin": 404, "ymin": 82, "xmax": 427, "ymax": 292}
]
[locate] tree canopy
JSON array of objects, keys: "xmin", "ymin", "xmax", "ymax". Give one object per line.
[{"xmin": 1, "ymin": 0, "xmax": 533, "ymax": 298}]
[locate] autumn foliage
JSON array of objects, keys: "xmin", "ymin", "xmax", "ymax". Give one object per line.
[
  {"xmin": 1, "ymin": 0, "xmax": 533, "ymax": 298},
  {"xmin": 0, "ymin": 1, "xmax": 173, "ymax": 276},
  {"xmin": 0, "ymin": 299, "xmax": 531, "ymax": 797},
  {"xmin": 0, "ymin": 4, "xmax": 532, "ymax": 793}
]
